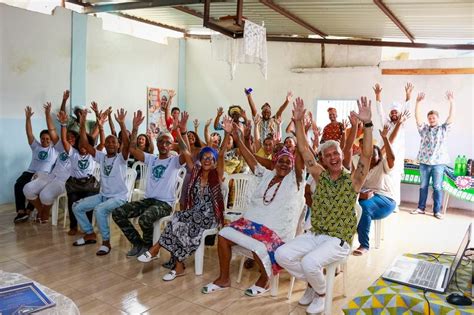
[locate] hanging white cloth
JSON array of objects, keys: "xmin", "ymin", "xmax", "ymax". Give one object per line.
[{"xmin": 211, "ymin": 20, "xmax": 267, "ymax": 80}]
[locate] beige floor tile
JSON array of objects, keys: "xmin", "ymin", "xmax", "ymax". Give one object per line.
[
  {"xmin": 143, "ymin": 295, "xmax": 218, "ymax": 315},
  {"xmin": 78, "ymin": 298, "xmax": 127, "ymax": 315}
]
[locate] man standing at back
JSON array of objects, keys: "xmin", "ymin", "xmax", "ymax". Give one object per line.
[
  {"xmin": 411, "ymin": 91, "xmax": 455, "ymax": 219},
  {"xmin": 321, "ymin": 107, "xmax": 344, "ymax": 143}
]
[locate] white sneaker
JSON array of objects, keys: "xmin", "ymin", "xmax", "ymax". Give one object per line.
[
  {"xmin": 298, "ymin": 286, "xmax": 315, "ymax": 305},
  {"xmin": 410, "ymin": 208, "xmax": 425, "ymax": 215},
  {"xmin": 137, "ymin": 251, "xmax": 157, "ymax": 263},
  {"xmin": 306, "ymin": 295, "xmax": 325, "ymax": 314}
]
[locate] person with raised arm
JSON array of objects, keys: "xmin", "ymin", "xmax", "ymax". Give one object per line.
[
  {"xmin": 23, "ymin": 103, "xmax": 69, "ymax": 224},
  {"xmin": 411, "ymin": 91, "xmax": 455, "ymax": 219},
  {"xmin": 15, "ymin": 104, "xmax": 59, "ymax": 223},
  {"xmin": 112, "ymin": 110, "xmax": 193, "ymax": 258},
  {"xmin": 321, "ymin": 107, "xmax": 345, "ymax": 143},
  {"xmin": 275, "ymin": 96, "xmax": 373, "ymax": 314},
  {"xmin": 245, "ymin": 89, "xmax": 292, "ymax": 143},
  {"xmin": 57, "ymin": 109, "xmax": 104, "ymax": 235},
  {"xmin": 201, "ymin": 120, "xmax": 305, "ymax": 297},
  {"xmin": 137, "ymin": 117, "xmax": 232, "ymax": 281},
  {"xmin": 72, "ymin": 109, "xmax": 130, "ymax": 256}
]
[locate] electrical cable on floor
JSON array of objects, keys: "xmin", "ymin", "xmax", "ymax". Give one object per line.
[{"xmin": 423, "ymin": 290, "xmax": 431, "ymax": 315}]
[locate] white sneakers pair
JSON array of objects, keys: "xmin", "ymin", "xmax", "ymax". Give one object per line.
[{"xmin": 298, "ymin": 286, "xmax": 325, "ymax": 314}]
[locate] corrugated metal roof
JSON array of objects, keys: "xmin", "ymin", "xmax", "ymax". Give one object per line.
[{"xmin": 80, "ymin": 0, "xmax": 474, "ymax": 43}]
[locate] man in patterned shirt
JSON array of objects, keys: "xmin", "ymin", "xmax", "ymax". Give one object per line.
[
  {"xmin": 276, "ymin": 96, "xmax": 373, "ymax": 314},
  {"xmin": 411, "ymin": 91, "xmax": 455, "ymax": 219},
  {"xmin": 321, "ymin": 107, "xmax": 344, "ymax": 142}
]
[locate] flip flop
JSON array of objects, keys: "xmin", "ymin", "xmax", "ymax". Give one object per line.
[
  {"xmin": 72, "ymin": 237, "xmax": 97, "ymax": 246},
  {"xmin": 244, "ymin": 284, "xmax": 270, "ymax": 297},
  {"xmin": 352, "ymin": 247, "xmax": 369, "ymax": 256},
  {"xmin": 201, "ymin": 282, "xmax": 228, "ymax": 294},
  {"xmin": 96, "ymin": 245, "xmax": 111, "ymax": 256}
]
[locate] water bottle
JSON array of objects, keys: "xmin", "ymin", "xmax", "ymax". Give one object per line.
[
  {"xmin": 454, "ymin": 155, "xmax": 460, "ymax": 176},
  {"xmin": 461, "ymin": 155, "xmax": 467, "ymax": 176}
]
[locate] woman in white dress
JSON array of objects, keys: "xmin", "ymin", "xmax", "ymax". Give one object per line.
[{"xmin": 202, "ymin": 123, "xmax": 305, "ymax": 297}]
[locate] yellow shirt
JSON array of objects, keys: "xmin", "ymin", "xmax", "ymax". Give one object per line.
[{"xmin": 256, "ymin": 148, "xmax": 272, "ymax": 160}]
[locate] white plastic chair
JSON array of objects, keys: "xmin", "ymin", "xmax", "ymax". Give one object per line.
[
  {"xmin": 374, "ymin": 219, "xmax": 385, "ymax": 249},
  {"xmin": 152, "ymin": 167, "xmax": 187, "ymax": 245},
  {"xmin": 286, "ymin": 202, "xmax": 363, "ymax": 315},
  {"xmin": 92, "ymin": 162, "xmax": 101, "ymax": 182},
  {"xmin": 131, "ymin": 161, "xmax": 148, "ymax": 202},
  {"xmin": 51, "ymin": 192, "xmax": 67, "ymax": 226},
  {"xmin": 223, "ymin": 173, "xmax": 253, "ymax": 223}
]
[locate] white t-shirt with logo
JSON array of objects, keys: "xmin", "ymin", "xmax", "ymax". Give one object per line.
[
  {"xmin": 68, "ymin": 147, "xmax": 95, "ymax": 179},
  {"xmin": 95, "ymin": 151, "xmax": 128, "ymax": 200},
  {"xmin": 143, "ymin": 153, "xmax": 183, "ymax": 205},
  {"xmin": 27, "ymin": 140, "xmax": 58, "ymax": 174},
  {"xmin": 50, "ymin": 142, "xmax": 72, "ymax": 182}
]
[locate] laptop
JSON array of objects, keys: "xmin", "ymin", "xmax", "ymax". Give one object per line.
[{"xmin": 382, "ymin": 223, "xmax": 471, "ymax": 293}]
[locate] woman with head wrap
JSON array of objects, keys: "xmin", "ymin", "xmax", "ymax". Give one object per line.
[
  {"xmin": 137, "ymin": 117, "xmax": 232, "ymax": 282},
  {"xmin": 202, "ymin": 122, "xmax": 304, "ymax": 297}
]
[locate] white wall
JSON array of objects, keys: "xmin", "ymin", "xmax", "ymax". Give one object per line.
[
  {"xmin": 0, "ymin": 4, "xmax": 180, "ymax": 204},
  {"xmin": 185, "ymin": 38, "xmax": 474, "ymax": 210}
]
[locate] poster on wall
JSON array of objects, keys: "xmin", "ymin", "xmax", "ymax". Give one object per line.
[{"xmin": 147, "ymin": 87, "xmax": 171, "ymax": 135}]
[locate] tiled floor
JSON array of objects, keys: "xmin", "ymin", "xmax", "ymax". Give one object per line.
[{"xmin": 0, "ymin": 203, "xmax": 471, "ymax": 314}]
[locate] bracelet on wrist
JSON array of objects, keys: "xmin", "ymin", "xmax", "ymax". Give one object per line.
[{"xmin": 364, "ymin": 121, "xmax": 373, "ymax": 128}]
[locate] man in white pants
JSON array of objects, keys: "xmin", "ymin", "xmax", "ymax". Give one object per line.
[
  {"xmin": 275, "ymin": 96, "xmax": 373, "ymax": 314},
  {"xmin": 373, "ymin": 83, "xmax": 413, "ymax": 211}
]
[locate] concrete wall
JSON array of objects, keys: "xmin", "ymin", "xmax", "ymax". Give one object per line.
[{"xmin": 184, "ymin": 38, "xmax": 474, "ymax": 210}]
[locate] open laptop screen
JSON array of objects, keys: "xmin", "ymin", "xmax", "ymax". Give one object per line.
[{"xmin": 445, "ymin": 223, "xmax": 471, "ymax": 287}]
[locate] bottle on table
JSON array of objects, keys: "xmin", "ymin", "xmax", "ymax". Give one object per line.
[{"xmin": 454, "ymin": 155, "xmax": 461, "ymax": 176}]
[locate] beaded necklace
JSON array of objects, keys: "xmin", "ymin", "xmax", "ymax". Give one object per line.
[{"xmin": 262, "ymin": 176, "xmax": 284, "ymax": 205}]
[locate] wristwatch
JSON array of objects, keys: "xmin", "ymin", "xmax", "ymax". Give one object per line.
[{"xmin": 364, "ymin": 121, "xmax": 373, "ymax": 128}]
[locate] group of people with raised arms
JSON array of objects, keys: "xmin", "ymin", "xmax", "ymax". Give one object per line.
[{"xmin": 13, "ymin": 84, "xmax": 454, "ymax": 313}]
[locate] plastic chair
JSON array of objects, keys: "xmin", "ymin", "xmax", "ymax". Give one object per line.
[
  {"xmin": 374, "ymin": 219, "xmax": 384, "ymax": 249},
  {"xmin": 92, "ymin": 162, "xmax": 101, "ymax": 182},
  {"xmin": 152, "ymin": 167, "xmax": 187, "ymax": 245},
  {"xmin": 286, "ymin": 202, "xmax": 363, "ymax": 315},
  {"xmin": 223, "ymin": 173, "xmax": 253, "ymax": 223},
  {"xmin": 51, "ymin": 192, "xmax": 67, "ymax": 226},
  {"xmin": 131, "ymin": 161, "xmax": 148, "ymax": 202}
]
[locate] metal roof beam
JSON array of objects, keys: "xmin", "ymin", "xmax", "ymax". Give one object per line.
[
  {"xmin": 81, "ymin": 0, "xmax": 226, "ymax": 14},
  {"xmin": 267, "ymin": 36, "xmax": 474, "ymax": 50},
  {"xmin": 373, "ymin": 0, "xmax": 415, "ymax": 43},
  {"xmin": 259, "ymin": 0, "xmax": 327, "ymax": 38}
]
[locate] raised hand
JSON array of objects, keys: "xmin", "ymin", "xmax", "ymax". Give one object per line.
[
  {"xmin": 231, "ymin": 122, "xmax": 242, "ymax": 139},
  {"xmin": 349, "ymin": 111, "xmax": 359, "ymax": 126},
  {"xmin": 179, "ymin": 111, "xmax": 189, "ymax": 131},
  {"xmin": 25, "ymin": 106, "xmax": 34, "ymax": 118},
  {"xmin": 379, "ymin": 124, "xmax": 390, "ymax": 138},
  {"xmin": 243, "ymin": 121, "xmax": 252, "ymax": 138},
  {"xmin": 147, "ymin": 128, "xmax": 156, "ymax": 140},
  {"xmin": 43, "ymin": 102, "xmax": 52, "ymax": 114},
  {"xmin": 244, "ymin": 88, "xmax": 253, "ymax": 96},
  {"xmin": 292, "ymin": 97, "xmax": 306, "ymax": 121},
  {"xmin": 222, "ymin": 115, "xmax": 233, "ymax": 133},
  {"xmin": 352, "ymin": 96, "xmax": 372, "ymax": 123},
  {"xmin": 373, "ymin": 84, "xmax": 382, "ymax": 97},
  {"xmin": 57, "ymin": 110, "xmax": 68, "ymax": 124},
  {"xmin": 342, "ymin": 119, "xmax": 349, "ymax": 130},
  {"xmin": 97, "ymin": 110, "xmax": 108, "ymax": 126},
  {"xmin": 90, "ymin": 101, "xmax": 99, "ymax": 117},
  {"xmin": 445, "ymin": 91, "xmax": 454, "ymax": 102},
  {"xmin": 217, "ymin": 106, "xmax": 224, "ymax": 116},
  {"xmin": 205, "ymin": 118, "xmax": 212, "ymax": 127},
  {"xmin": 193, "ymin": 119, "xmax": 200, "ymax": 129},
  {"xmin": 416, "ymin": 92, "xmax": 425, "ymax": 103},
  {"xmin": 399, "ymin": 109, "xmax": 411, "ymax": 124},
  {"xmin": 114, "ymin": 108, "xmax": 127, "ymax": 124},
  {"xmin": 78, "ymin": 109, "xmax": 87, "ymax": 125},
  {"xmin": 132, "ymin": 110, "xmax": 145, "ymax": 129},
  {"xmin": 286, "ymin": 91, "xmax": 294, "ymax": 102},
  {"xmin": 63, "ymin": 90, "xmax": 70, "ymax": 101},
  {"xmin": 169, "ymin": 89, "xmax": 176, "ymax": 99},
  {"xmin": 405, "ymin": 82, "xmax": 414, "ymax": 96}
]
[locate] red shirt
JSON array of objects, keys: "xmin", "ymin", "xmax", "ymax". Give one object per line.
[{"xmin": 322, "ymin": 122, "xmax": 344, "ymax": 142}]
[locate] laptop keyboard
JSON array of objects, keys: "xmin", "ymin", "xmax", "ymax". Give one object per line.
[{"xmin": 408, "ymin": 261, "xmax": 444, "ymax": 288}]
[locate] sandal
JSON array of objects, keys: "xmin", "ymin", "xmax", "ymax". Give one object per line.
[
  {"xmin": 244, "ymin": 284, "xmax": 270, "ymax": 297},
  {"xmin": 137, "ymin": 251, "xmax": 158, "ymax": 263},
  {"xmin": 72, "ymin": 237, "xmax": 97, "ymax": 246},
  {"xmin": 201, "ymin": 282, "xmax": 228, "ymax": 294},
  {"xmin": 162, "ymin": 270, "xmax": 186, "ymax": 281},
  {"xmin": 352, "ymin": 247, "xmax": 369, "ymax": 256},
  {"xmin": 96, "ymin": 245, "xmax": 111, "ymax": 256}
]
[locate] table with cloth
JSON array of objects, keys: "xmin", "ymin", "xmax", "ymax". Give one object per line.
[{"xmin": 343, "ymin": 254, "xmax": 473, "ymax": 315}]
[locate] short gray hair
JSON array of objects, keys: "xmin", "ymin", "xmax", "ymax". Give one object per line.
[{"xmin": 317, "ymin": 140, "xmax": 342, "ymax": 156}]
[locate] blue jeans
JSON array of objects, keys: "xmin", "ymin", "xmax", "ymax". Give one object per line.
[
  {"xmin": 72, "ymin": 194, "xmax": 126, "ymax": 241},
  {"xmin": 417, "ymin": 164, "xmax": 445, "ymax": 214},
  {"xmin": 357, "ymin": 194, "xmax": 395, "ymax": 249}
]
